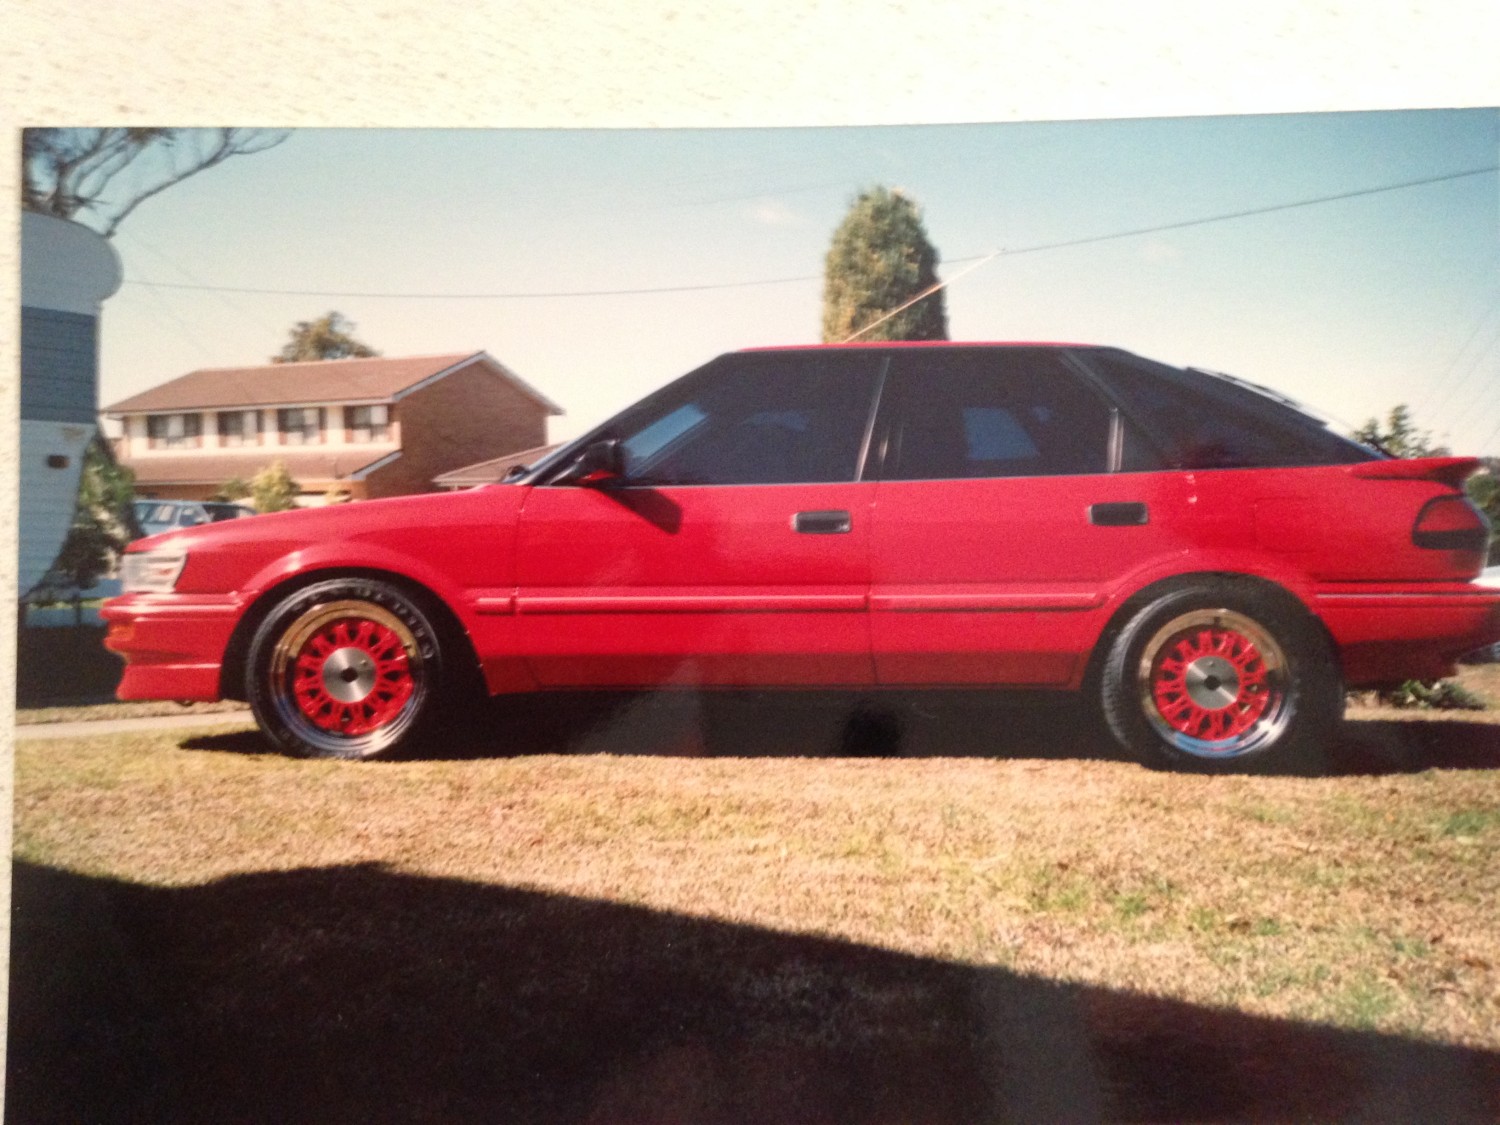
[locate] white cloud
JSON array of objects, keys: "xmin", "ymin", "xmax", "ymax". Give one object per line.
[{"xmin": 747, "ymin": 199, "xmax": 806, "ymax": 228}]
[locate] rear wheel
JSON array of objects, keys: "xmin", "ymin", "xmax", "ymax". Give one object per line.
[
  {"xmin": 247, "ymin": 578, "xmax": 447, "ymax": 760},
  {"xmin": 1100, "ymin": 582, "xmax": 1341, "ymax": 774}
]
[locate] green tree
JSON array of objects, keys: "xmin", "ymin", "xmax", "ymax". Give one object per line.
[
  {"xmin": 273, "ymin": 312, "xmax": 379, "ymax": 363},
  {"xmin": 210, "ymin": 477, "xmax": 252, "ymax": 503},
  {"xmin": 821, "ymin": 186, "xmax": 948, "ymax": 343},
  {"xmin": 1468, "ymin": 460, "xmax": 1500, "ymax": 565},
  {"xmin": 250, "ymin": 461, "xmax": 301, "ymax": 512},
  {"xmin": 1353, "ymin": 406, "xmax": 1496, "ymax": 561},
  {"xmin": 1351, "ymin": 404, "xmax": 1448, "ymax": 458},
  {"xmin": 22, "ymin": 128, "xmax": 287, "ymax": 237},
  {"xmin": 50, "ymin": 436, "xmax": 139, "ymax": 593}
]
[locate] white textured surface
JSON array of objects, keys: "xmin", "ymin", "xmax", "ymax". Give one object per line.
[{"xmin": 5, "ymin": 2, "xmax": 1500, "ymax": 126}]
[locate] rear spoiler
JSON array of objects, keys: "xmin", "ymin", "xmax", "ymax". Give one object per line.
[{"xmin": 1347, "ymin": 456, "xmax": 1481, "ymax": 487}]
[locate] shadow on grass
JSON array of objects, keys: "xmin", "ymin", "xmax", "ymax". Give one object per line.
[
  {"xmin": 13, "ymin": 623, "xmax": 123, "ymax": 707},
  {"xmin": 178, "ymin": 690, "xmax": 1500, "ymax": 775},
  {"xmin": 10, "ymin": 859, "xmax": 1498, "ymax": 1124}
]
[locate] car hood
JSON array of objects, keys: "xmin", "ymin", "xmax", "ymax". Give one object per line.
[{"xmin": 127, "ymin": 486, "xmax": 522, "ymax": 555}]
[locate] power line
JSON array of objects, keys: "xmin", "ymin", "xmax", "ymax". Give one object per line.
[
  {"xmin": 1417, "ymin": 293, "xmax": 1500, "ymax": 415},
  {"xmin": 1427, "ymin": 314, "xmax": 1500, "ymax": 419},
  {"xmin": 118, "ymin": 164, "xmax": 1497, "ymax": 302}
]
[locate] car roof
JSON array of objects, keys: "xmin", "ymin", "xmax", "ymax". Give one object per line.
[{"xmin": 738, "ymin": 341, "xmax": 1100, "ymax": 352}]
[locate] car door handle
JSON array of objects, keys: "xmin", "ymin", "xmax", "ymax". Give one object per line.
[
  {"xmin": 793, "ymin": 510, "xmax": 852, "ymax": 534},
  {"xmin": 1089, "ymin": 502, "xmax": 1149, "ymax": 526}
]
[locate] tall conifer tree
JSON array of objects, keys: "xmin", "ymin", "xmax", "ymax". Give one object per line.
[{"xmin": 821, "ymin": 186, "xmax": 947, "ymax": 342}]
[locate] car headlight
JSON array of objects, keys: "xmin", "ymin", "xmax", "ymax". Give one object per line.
[{"xmin": 121, "ymin": 549, "xmax": 188, "ymax": 593}]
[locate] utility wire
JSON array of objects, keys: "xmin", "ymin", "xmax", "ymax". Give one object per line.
[
  {"xmin": 841, "ymin": 250, "xmax": 1001, "ymax": 342},
  {"xmin": 118, "ymin": 165, "xmax": 1497, "ymax": 302},
  {"xmin": 1417, "ymin": 293, "xmax": 1500, "ymax": 414}
]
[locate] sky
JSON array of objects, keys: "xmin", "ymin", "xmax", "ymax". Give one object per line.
[{"xmin": 93, "ymin": 111, "xmax": 1499, "ymax": 455}]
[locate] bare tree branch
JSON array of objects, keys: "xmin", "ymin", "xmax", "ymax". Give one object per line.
[{"xmin": 22, "ymin": 127, "xmax": 289, "ymax": 236}]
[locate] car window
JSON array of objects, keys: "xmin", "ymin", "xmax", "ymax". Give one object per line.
[
  {"xmin": 177, "ymin": 508, "xmax": 206, "ymax": 527},
  {"xmin": 1083, "ymin": 350, "xmax": 1376, "ymax": 469},
  {"xmin": 607, "ymin": 352, "xmax": 882, "ymax": 486},
  {"xmin": 621, "ymin": 403, "xmax": 708, "ymax": 467},
  {"xmin": 882, "ymin": 349, "xmax": 1113, "ymax": 479}
]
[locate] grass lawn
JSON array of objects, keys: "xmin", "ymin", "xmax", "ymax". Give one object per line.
[{"xmin": 10, "ymin": 679, "xmax": 1500, "ymax": 1121}]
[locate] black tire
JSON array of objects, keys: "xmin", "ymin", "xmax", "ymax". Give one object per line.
[
  {"xmin": 1099, "ymin": 581, "xmax": 1342, "ymax": 774},
  {"xmin": 246, "ymin": 577, "xmax": 448, "ymax": 760}
]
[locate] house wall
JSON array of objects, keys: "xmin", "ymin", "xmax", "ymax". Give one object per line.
[
  {"xmin": 19, "ymin": 309, "xmax": 101, "ymax": 591},
  {"xmin": 18, "ymin": 213, "xmax": 121, "ymax": 595},
  {"xmin": 118, "ymin": 404, "xmax": 401, "ymax": 458},
  {"xmin": 364, "ymin": 361, "xmax": 549, "ymax": 498},
  {"xmin": 21, "ymin": 308, "xmax": 100, "ymax": 425}
]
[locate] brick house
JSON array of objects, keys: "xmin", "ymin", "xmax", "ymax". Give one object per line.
[{"xmin": 104, "ymin": 352, "xmax": 562, "ymax": 503}]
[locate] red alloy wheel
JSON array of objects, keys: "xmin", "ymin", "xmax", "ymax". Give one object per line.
[
  {"xmin": 290, "ymin": 615, "xmax": 415, "ymax": 735},
  {"xmin": 266, "ymin": 598, "xmax": 426, "ymax": 754},
  {"xmin": 1137, "ymin": 609, "xmax": 1290, "ymax": 757}
]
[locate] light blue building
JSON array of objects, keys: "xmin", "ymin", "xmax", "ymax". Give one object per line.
[{"xmin": 19, "ymin": 212, "xmax": 122, "ymax": 595}]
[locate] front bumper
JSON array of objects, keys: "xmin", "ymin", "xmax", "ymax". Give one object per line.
[
  {"xmin": 1314, "ymin": 582, "xmax": 1500, "ymax": 686},
  {"xmin": 101, "ymin": 593, "xmax": 244, "ymax": 701}
]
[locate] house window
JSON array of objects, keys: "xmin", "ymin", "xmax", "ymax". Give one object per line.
[
  {"xmin": 278, "ymin": 406, "xmax": 324, "ymax": 445},
  {"xmin": 217, "ymin": 410, "xmax": 261, "ymax": 447},
  {"xmin": 346, "ymin": 403, "xmax": 390, "ymax": 443},
  {"xmin": 146, "ymin": 413, "xmax": 202, "ymax": 449}
]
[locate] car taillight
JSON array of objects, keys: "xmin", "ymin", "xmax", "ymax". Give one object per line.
[{"xmin": 1411, "ymin": 495, "xmax": 1491, "ymax": 551}]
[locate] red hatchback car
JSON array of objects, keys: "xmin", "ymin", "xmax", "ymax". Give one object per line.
[{"xmin": 104, "ymin": 344, "xmax": 1499, "ymax": 772}]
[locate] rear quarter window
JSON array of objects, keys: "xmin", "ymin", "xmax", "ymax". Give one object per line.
[{"xmin": 1082, "ymin": 350, "xmax": 1377, "ymax": 469}]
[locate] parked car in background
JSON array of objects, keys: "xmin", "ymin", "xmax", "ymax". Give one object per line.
[
  {"xmin": 104, "ymin": 344, "xmax": 1500, "ymax": 773},
  {"xmin": 132, "ymin": 499, "xmax": 256, "ymax": 538}
]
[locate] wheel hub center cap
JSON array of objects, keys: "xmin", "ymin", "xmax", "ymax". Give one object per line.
[
  {"xmin": 1183, "ymin": 655, "xmax": 1240, "ymax": 709},
  {"xmin": 321, "ymin": 646, "xmax": 378, "ymax": 703}
]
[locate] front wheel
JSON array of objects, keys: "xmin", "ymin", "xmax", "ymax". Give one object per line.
[
  {"xmin": 1099, "ymin": 583, "xmax": 1342, "ymax": 774},
  {"xmin": 246, "ymin": 578, "xmax": 448, "ymax": 760}
]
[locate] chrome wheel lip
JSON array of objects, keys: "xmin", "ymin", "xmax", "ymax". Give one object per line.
[
  {"xmin": 1137, "ymin": 608, "xmax": 1292, "ymax": 759},
  {"xmin": 268, "ymin": 599, "xmax": 424, "ymax": 757}
]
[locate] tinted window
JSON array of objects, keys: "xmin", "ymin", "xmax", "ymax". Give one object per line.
[
  {"xmin": 1084, "ymin": 350, "xmax": 1376, "ymax": 469},
  {"xmin": 882, "ymin": 349, "xmax": 1113, "ymax": 479},
  {"xmin": 603, "ymin": 352, "xmax": 881, "ymax": 486}
]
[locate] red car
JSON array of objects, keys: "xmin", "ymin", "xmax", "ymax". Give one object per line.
[{"xmin": 104, "ymin": 344, "xmax": 1499, "ymax": 772}]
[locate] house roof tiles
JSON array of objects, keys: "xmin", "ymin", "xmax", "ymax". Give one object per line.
[
  {"xmin": 125, "ymin": 449, "xmax": 398, "ymax": 486},
  {"xmin": 104, "ymin": 352, "xmax": 562, "ymax": 415}
]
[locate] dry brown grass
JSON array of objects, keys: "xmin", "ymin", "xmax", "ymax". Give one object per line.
[
  {"xmin": 14, "ymin": 699, "xmax": 1500, "ymax": 1052},
  {"xmin": 11, "ymin": 666, "xmax": 1500, "ymax": 1120}
]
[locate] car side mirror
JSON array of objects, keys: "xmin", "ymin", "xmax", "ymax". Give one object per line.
[{"xmin": 555, "ymin": 438, "xmax": 624, "ymax": 487}]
